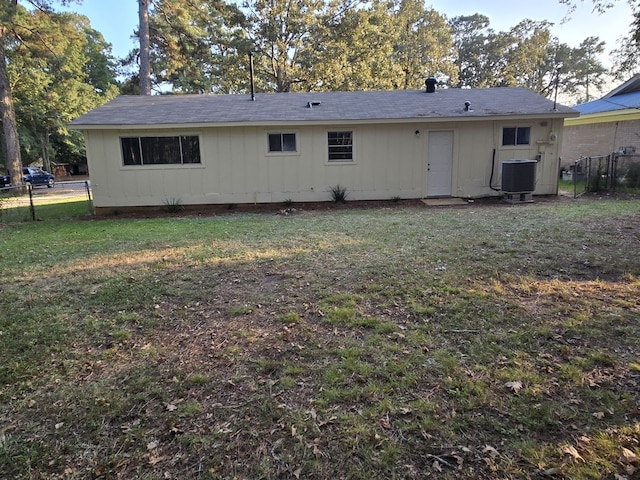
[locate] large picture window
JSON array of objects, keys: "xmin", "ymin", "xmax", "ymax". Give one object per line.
[
  {"xmin": 268, "ymin": 133, "xmax": 297, "ymax": 153},
  {"xmin": 502, "ymin": 127, "xmax": 531, "ymax": 146},
  {"xmin": 328, "ymin": 131, "xmax": 353, "ymax": 162},
  {"xmin": 121, "ymin": 136, "xmax": 201, "ymax": 165}
]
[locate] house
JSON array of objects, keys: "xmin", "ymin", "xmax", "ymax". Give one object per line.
[
  {"xmin": 562, "ymin": 75, "xmax": 640, "ymax": 164},
  {"xmin": 70, "ymin": 86, "xmax": 578, "ymax": 213}
]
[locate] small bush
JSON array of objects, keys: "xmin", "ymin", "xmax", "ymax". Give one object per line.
[
  {"xmin": 329, "ymin": 184, "xmax": 348, "ymax": 203},
  {"xmin": 163, "ymin": 197, "xmax": 183, "ymax": 213}
]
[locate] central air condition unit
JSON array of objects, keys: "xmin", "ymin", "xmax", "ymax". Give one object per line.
[{"xmin": 501, "ymin": 159, "xmax": 536, "ymax": 203}]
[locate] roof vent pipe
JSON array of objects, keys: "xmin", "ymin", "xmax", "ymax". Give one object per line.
[
  {"xmin": 425, "ymin": 77, "xmax": 437, "ymax": 93},
  {"xmin": 249, "ymin": 52, "xmax": 256, "ymax": 101},
  {"xmin": 464, "ymin": 101, "xmax": 471, "ymax": 111}
]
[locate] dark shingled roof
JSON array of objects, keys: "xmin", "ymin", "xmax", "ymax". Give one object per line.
[{"xmin": 70, "ymin": 88, "xmax": 578, "ymax": 128}]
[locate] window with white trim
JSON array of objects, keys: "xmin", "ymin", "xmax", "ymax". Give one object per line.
[
  {"xmin": 268, "ymin": 133, "xmax": 297, "ymax": 153},
  {"xmin": 502, "ymin": 127, "xmax": 531, "ymax": 146},
  {"xmin": 327, "ymin": 131, "xmax": 353, "ymax": 162},
  {"xmin": 121, "ymin": 136, "xmax": 201, "ymax": 165}
]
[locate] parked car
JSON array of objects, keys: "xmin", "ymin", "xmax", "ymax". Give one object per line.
[
  {"xmin": 23, "ymin": 167, "xmax": 54, "ymax": 188},
  {"xmin": 0, "ymin": 173, "xmax": 9, "ymax": 187}
]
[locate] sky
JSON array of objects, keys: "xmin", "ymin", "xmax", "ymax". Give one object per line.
[{"xmin": 60, "ymin": 0, "xmax": 633, "ymax": 65}]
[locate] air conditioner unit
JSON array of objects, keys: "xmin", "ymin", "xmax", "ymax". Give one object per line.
[
  {"xmin": 501, "ymin": 160, "xmax": 536, "ymax": 193},
  {"xmin": 501, "ymin": 159, "xmax": 536, "ymax": 203}
]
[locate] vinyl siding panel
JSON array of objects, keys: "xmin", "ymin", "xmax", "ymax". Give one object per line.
[{"xmin": 84, "ymin": 119, "xmax": 563, "ymax": 209}]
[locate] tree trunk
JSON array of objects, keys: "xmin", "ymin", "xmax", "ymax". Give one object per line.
[
  {"xmin": 138, "ymin": 0, "xmax": 151, "ymax": 95},
  {"xmin": 40, "ymin": 129, "xmax": 50, "ymax": 173},
  {"xmin": 0, "ymin": 23, "xmax": 22, "ymax": 185}
]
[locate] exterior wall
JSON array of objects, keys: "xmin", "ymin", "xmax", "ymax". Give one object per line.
[
  {"xmin": 84, "ymin": 118, "xmax": 563, "ymax": 209},
  {"xmin": 561, "ymin": 119, "xmax": 640, "ymax": 167}
]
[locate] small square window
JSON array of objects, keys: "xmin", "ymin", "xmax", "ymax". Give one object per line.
[
  {"xmin": 502, "ymin": 127, "xmax": 531, "ymax": 146},
  {"xmin": 268, "ymin": 133, "xmax": 297, "ymax": 152}
]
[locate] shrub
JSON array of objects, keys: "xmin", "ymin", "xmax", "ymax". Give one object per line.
[
  {"xmin": 329, "ymin": 184, "xmax": 348, "ymax": 203},
  {"xmin": 163, "ymin": 197, "xmax": 184, "ymax": 213}
]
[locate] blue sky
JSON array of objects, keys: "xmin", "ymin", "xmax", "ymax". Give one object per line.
[{"xmin": 60, "ymin": 0, "xmax": 632, "ymax": 64}]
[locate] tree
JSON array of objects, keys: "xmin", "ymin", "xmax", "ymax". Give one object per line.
[
  {"xmin": 391, "ymin": 0, "xmax": 456, "ymax": 89},
  {"xmin": 611, "ymin": 1, "xmax": 640, "ymax": 77},
  {"xmin": 561, "ymin": 36, "xmax": 608, "ymax": 102},
  {"xmin": 8, "ymin": 8, "xmax": 117, "ymax": 170},
  {"xmin": 303, "ymin": 0, "xmax": 401, "ymax": 91},
  {"xmin": 303, "ymin": 0, "xmax": 455, "ymax": 91},
  {"xmin": 138, "ymin": 0, "xmax": 150, "ymax": 95},
  {"xmin": 558, "ymin": 0, "xmax": 640, "ymax": 78},
  {"xmin": 147, "ymin": 0, "xmax": 248, "ymax": 94},
  {"xmin": 244, "ymin": 0, "xmax": 328, "ymax": 92},
  {"xmin": 450, "ymin": 14, "xmax": 492, "ymax": 88},
  {"xmin": 0, "ymin": 0, "xmax": 79, "ymax": 185},
  {"xmin": 0, "ymin": 0, "xmax": 24, "ymax": 184},
  {"xmin": 450, "ymin": 16, "xmax": 608, "ymax": 102}
]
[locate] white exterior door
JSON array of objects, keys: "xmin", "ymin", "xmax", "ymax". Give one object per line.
[{"xmin": 426, "ymin": 131, "xmax": 453, "ymax": 197}]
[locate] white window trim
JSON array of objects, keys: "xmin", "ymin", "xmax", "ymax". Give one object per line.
[
  {"xmin": 326, "ymin": 130, "xmax": 356, "ymax": 164},
  {"xmin": 265, "ymin": 131, "xmax": 300, "ymax": 156},
  {"xmin": 119, "ymin": 134, "xmax": 204, "ymax": 168},
  {"xmin": 500, "ymin": 126, "xmax": 532, "ymax": 148}
]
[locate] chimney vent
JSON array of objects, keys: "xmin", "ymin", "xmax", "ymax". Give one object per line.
[{"xmin": 425, "ymin": 77, "xmax": 437, "ymax": 93}]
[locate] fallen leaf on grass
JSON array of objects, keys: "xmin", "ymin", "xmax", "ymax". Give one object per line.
[
  {"xmin": 620, "ymin": 447, "xmax": 638, "ymax": 464},
  {"xmin": 149, "ymin": 455, "xmax": 164, "ymax": 465},
  {"xmin": 483, "ymin": 445, "xmax": 500, "ymax": 457},
  {"xmin": 504, "ymin": 381, "xmax": 523, "ymax": 394},
  {"xmin": 147, "ymin": 440, "xmax": 159, "ymax": 451},
  {"xmin": 563, "ymin": 445, "xmax": 585, "ymax": 462},
  {"xmin": 293, "ymin": 467, "xmax": 301, "ymax": 478}
]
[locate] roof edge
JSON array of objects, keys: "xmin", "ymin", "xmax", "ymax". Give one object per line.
[
  {"xmin": 70, "ymin": 112, "xmax": 579, "ymax": 131},
  {"xmin": 564, "ymin": 109, "xmax": 640, "ymax": 126}
]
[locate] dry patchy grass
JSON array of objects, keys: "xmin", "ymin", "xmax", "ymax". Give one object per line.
[{"xmin": 1, "ymin": 198, "xmax": 639, "ymax": 479}]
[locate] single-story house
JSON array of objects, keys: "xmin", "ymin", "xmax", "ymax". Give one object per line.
[
  {"xmin": 70, "ymin": 85, "xmax": 578, "ymax": 212},
  {"xmin": 562, "ymin": 75, "xmax": 640, "ymax": 164}
]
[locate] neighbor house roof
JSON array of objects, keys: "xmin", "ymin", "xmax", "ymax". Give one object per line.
[
  {"xmin": 565, "ymin": 75, "xmax": 640, "ymax": 126},
  {"xmin": 574, "ymin": 91, "xmax": 640, "ymax": 115},
  {"xmin": 70, "ymin": 87, "xmax": 577, "ymax": 130}
]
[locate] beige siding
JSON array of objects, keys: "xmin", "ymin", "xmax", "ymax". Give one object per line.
[{"xmin": 84, "ymin": 119, "xmax": 563, "ymax": 208}]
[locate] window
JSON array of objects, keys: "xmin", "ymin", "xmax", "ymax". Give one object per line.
[
  {"xmin": 328, "ymin": 131, "xmax": 353, "ymax": 162},
  {"xmin": 502, "ymin": 127, "xmax": 531, "ymax": 146},
  {"xmin": 268, "ymin": 133, "xmax": 297, "ymax": 153},
  {"xmin": 121, "ymin": 136, "xmax": 201, "ymax": 165}
]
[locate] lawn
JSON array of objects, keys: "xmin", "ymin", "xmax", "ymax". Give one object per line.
[{"xmin": 1, "ymin": 198, "xmax": 639, "ymax": 479}]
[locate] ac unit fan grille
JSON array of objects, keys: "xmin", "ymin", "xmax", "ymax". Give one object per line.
[{"xmin": 501, "ymin": 160, "xmax": 536, "ymax": 193}]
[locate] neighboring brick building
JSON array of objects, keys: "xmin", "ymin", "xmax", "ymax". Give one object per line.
[{"xmin": 562, "ymin": 75, "xmax": 640, "ymax": 168}]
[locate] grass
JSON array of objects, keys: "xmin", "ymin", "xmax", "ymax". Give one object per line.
[
  {"xmin": 0, "ymin": 190, "xmax": 92, "ymax": 222},
  {"xmin": 1, "ymin": 197, "xmax": 639, "ymax": 479}
]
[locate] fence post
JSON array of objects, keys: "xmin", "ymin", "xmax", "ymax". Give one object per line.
[
  {"xmin": 85, "ymin": 180, "xmax": 94, "ymax": 215},
  {"xmin": 28, "ymin": 184, "xmax": 36, "ymax": 221}
]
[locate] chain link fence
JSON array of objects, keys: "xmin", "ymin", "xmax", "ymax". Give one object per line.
[
  {"xmin": 0, "ymin": 180, "xmax": 93, "ymax": 223},
  {"xmin": 563, "ymin": 152, "xmax": 640, "ymax": 198}
]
